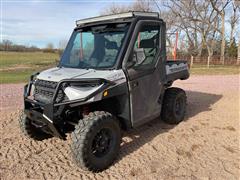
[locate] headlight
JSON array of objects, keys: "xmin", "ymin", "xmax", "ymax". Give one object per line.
[{"xmin": 64, "ymin": 84, "xmax": 103, "ymax": 100}]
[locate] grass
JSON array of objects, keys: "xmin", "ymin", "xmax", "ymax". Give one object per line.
[
  {"xmin": 190, "ymin": 65, "xmax": 240, "ymax": 75},
  {"xmin": 0, "ymin": 51, "xmax": 58, "ymax": 68},
  {"xmin": 0, "ymin": 52, "xmax": 239, "ymax": 83},
  {"xmin": 0, "ymin": 70, "xmax": 36, "ymax": 84},
  {"xmin": 0, "ymin": 52, "xmax": 58, "ymax": 83}
]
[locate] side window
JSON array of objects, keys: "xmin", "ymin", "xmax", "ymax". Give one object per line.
[
  {"xmin": 132, "ymin": 25, "xmax": 160, "ymax": 68},
  {"xmin": 100, "ymin": 33, "xmax": 124, "ymax": 67}
]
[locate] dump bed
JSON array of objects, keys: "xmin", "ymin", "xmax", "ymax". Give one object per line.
[{"xmin": 165, "ymin": 60, "xmax": 189, "ymax": 83}]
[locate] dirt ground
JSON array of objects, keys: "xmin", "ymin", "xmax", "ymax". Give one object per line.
[{"xmin": 0, "ymin": 75, "xmax": 239, "ymax": 180}]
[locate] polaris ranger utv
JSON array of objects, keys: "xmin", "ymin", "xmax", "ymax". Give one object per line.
[{"xmin": 20, "ymin": 12, "xmax": 189, "ymax": 172}]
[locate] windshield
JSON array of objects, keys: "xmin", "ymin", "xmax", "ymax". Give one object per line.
[{"xmin": 60, "ymin": 23, "xmax": 129, "ymax": 69}]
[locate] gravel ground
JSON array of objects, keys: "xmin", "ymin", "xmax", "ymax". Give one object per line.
[{"xmin": 0, "ymin": 75, "xmax": 239, "ymax": 180}]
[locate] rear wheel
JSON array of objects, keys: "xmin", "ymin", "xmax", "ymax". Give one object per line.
[
  {"xmin": 161, "ymin": 87, "xmax": 187, "ymax": 124},
  {"xmin": 19, "ymin": 111, "xmax": 50, "ymax": 141},
  {"xmin": 71, "ymin": 111, "xmax": 121, "ymax": 172}
]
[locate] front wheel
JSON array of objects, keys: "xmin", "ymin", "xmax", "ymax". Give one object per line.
[
  {"xmin": 161, "ymin": 87, "xmax": 187, "ymax": 124},
  {"xmin": 19, "ymin": 112, "xmax": 50, "ymax": 141},
  {"xmin": 71, "ymin": 111, "xmax": 121, "ymax": 172}
]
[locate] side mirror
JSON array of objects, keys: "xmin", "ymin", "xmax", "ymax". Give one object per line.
[
  {"xmin": 126, "ymin": 49, "xmax": 145, "ymax": 68},
  {"xmin": 134, "ymin": 48, "xmax": 145, "ymax": 65}
]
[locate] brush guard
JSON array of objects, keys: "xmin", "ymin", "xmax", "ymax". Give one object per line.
[{"xmin": 23, "ymin": 73, "xmax": 114, "ymax": 139}]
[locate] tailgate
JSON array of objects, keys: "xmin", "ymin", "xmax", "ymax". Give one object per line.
[{"xmin": 165, "ymin": 60, "xmax": 189, "ymax": 82}]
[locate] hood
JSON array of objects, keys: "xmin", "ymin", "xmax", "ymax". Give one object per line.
[
  {"xmin": 36, "ymin": 67, "xmax": 94, "ymax": 82},
  {"xmin": 36, "ymin": 67, "xmax": 126, "ymax": 83}
]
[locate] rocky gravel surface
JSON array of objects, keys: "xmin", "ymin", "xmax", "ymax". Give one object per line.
[{"xmin": 0, "ymin": 75, "xmax": 239, "ymax": 179}]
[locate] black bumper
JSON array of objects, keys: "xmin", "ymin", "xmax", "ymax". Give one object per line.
[
  {"xmin": 23, "ymin": 74, "xmax": 113, "ymax": 139},
  {"xmin": 24, "ymin": 105, "xmax": 64, "ymax": 139}
]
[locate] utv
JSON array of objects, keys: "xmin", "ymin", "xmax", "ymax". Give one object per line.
[{"xmin": 20, "ymin": 12, "xmax": 189, "ymax": 172}]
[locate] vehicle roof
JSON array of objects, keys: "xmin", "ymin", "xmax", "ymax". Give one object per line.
[{"xmin": 75, "ymin": 11, "xmax": 162, "ymax": 28}]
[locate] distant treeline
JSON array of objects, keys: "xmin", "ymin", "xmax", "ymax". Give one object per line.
[
  {"xmin": 0, "ymin": 39, "xmax": 40, "ymax": 52},
  {"xmin": 0, "ymin": 39, "xmax": 58, "ymax": 53},
  {"xmin": 0, "ymin": 37, "xmax": 238, "ymax": 59}
]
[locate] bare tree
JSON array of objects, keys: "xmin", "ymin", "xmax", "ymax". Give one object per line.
[
  {"xmin": 101, "ymin": 3, "xmax": 130, "ymax": 15},
  {"xmin": 102, "ymin": 0, "xmax": 153, "ymax": 15},
  {"xmin": 164, "ymin": 1, "xmax": 200, "ymax": 56},
  {"xmin": 163, "ymin": 0, "xmax": 220, "ymax": 60},
  {"xmin": 238, "ymin": 33, "xmax": 240, "ymax": 64},
  {"xmin": 210, "ymin": 0, "xmax": 231, "ymax": 64},
  {"xmin": 228, "ymin": 2, "xmax": 240, "ymax": 46},
  {"xmin": 191, "ymin": 0, "xmax": 220, "ymax": 63},
  {"xmin": 43, "ymin": 43, "xmax": 55, "ymax": 53},
  {"xmin": 159, "ymin": 9, "xmax": 179, "ymax": 51},
  {"xmin": 46, "ymin": 43, "xmax": 54, "ymax": 49},
  {"xmin": 2, "ymin": 39, "xmax": 13, "ymax": 51},
  {"xmin": 132, "ymin": 0, "xmax": 153, "ymax": 12}
]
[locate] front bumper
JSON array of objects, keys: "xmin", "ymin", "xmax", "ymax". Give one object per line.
[
  {"xmin": 23, "ymin": 74, "xmax": 113, "ymax": 139},
  {"xmin": 24, "ymin": 102, "xmax": 64, "ymax": 138}
]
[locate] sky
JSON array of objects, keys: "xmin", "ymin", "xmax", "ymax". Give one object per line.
[
  {"xmin": 1, "ymin": 0, "xmax": 133, "ymax": 48},
  {"xmin": 1, "ymin": 0, "xmax": 239, "ymax": 48}
]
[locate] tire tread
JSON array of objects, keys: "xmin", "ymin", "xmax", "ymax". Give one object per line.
[
  {"xmin": 161, "ymin": 87, "xmax": 187, "ymax": 124},
  {"xmin": 71, "ymin": 111, "xmax": 120, "ymax": 172},
  {"xmin": 19, "ymin": 111, "xmax": 49, "ymax": 141}
]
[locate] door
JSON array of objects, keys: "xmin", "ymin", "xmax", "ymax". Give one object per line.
[{"xmin": 123, "ymin": 21, "xmax": 165, "ymax": 127}]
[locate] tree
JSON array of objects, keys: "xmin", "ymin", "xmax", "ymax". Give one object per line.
[
  {"xmin": 101, "ymin": 3, "xmax": 129, "ymax": 15},
  {"xmin": 210, "ymin": 0, "xmax": 231, "ymax": 64},
  {"xmin": 238, "ymin": 34, "xmax": 240, "ymax": 64},
  {"xmin": 228, "ymin": 2, "xmax": 239, "ymax": 46},
  {"xmin": 1, "ymin": 39, "xmax": 13, "ymax": 51},
  {"xmin": 162, "ymin": 0, "xmax": 200, "ymax": 56},
  {"xmin": 163, "ymin": 0, "xmax": 220, "ymax": 60},
  {"xmin": 227, "ymin": 38, "xmax": 238, "ymax": 57},
  {"xmin": 190, "ymin": 0, "xmax": 220, "ymax": 64},
  {"xmin": 102, "ymin": 0, "xmax": 153, "ymax": 15},
  {"xmin": 46, "ymin": 43, "xmax": 54, "ymax": 50},
  {"xmin": 43, "ymin": 43, "xmax": 55, "ymax": 53},
  {"xmin": 132, "ymin": 0, "xmax": 153, "ymax": 12}
]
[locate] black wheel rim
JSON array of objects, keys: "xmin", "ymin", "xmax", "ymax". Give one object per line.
[
  {"xmin": 92, "ymin": 128, "xmax": 112, "ymax": 158},
  {"xmin": 175, "ymin": 97, "xmax": 184, "ymax": 116}
]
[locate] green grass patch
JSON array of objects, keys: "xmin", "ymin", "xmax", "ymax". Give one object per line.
[
  {"xmin": 0, "ymin": 70, "xmax": 37, "ymax": 84},
  {"xmin": 0, "ymin": 51, "xmax": 58, "ymax": 68},
  {"xmin": 0, "ymin": 51, "xmax": 59, "ymax": 83},
  {"xmin": 0, "ymin": 52, "xmax": 239, "ymax": 83}
]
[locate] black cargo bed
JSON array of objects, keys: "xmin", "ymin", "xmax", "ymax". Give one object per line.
[{"xmin": 165, "ymin": 60, "xmax": 189, "ymax": 83}]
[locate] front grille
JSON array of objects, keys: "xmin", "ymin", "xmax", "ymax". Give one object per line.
[
  {"xmin": 35, "ymin": 79, "xmax": 58, "ymax": 89},
  {"xmin": 33, "ymin": 79, "xmax": 66, "ymax": 104}
]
